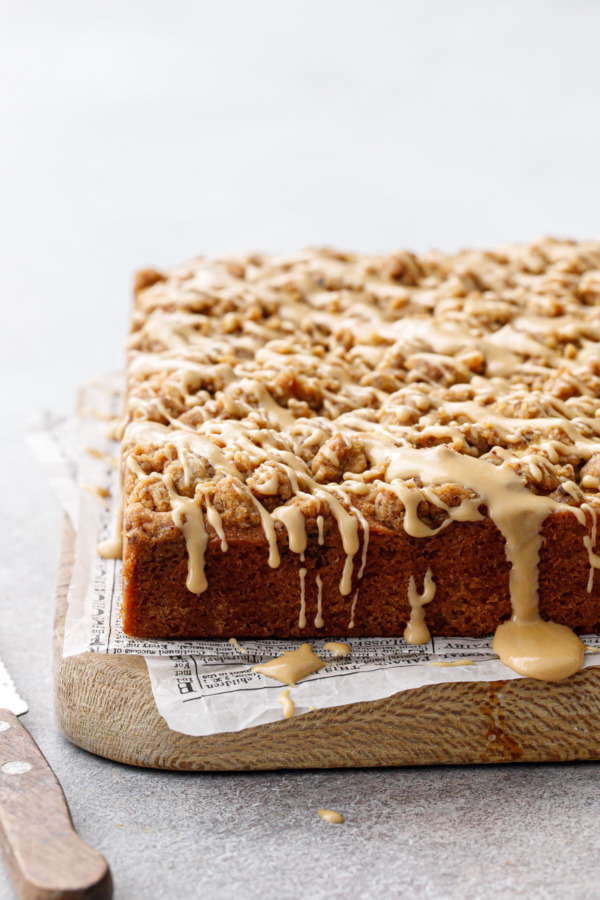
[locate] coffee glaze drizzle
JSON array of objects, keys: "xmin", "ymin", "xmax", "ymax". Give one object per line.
[
  {"xmin": 318, "ymin": 809, "xmax": 344, "ymax": 824},
  {"xmin": 430, "ymin": 660, "xmax": 475, "ymax": 667},
  {"xmin": 324, "ymin": 641, "xmax": 352, "ymax": 658},
  {"xmin": 404, "ymin": 569, "xmax": 436, "ymax": 644},
  {"xmin": 114, "ymin": 241, "xmax": 600, "ymax": 681},
  {"xmin": 251, "ymin": 644, "xmax": 326, "ymax": 687},
  {"xmin": 277, "ymin": 689, "xmax": 295, "ymax": 719}
]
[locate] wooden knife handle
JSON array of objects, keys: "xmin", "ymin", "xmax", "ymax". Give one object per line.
[{"xmin": 0, "ymin": 709, "xmax": 112, "ymax": 899}]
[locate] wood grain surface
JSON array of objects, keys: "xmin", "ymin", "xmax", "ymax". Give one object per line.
[
  {"xmin": 53, "ymin": 517, "xmax": 600, "ymax": 770},
  {"xmin": 0, "ymin": 708, "xmax": 112, "ymax": 899}
]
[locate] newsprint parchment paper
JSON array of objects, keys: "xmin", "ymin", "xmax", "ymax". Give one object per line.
[{"xmin": 31, "ymin": 377, "xmax": 600, "ymax": 737}]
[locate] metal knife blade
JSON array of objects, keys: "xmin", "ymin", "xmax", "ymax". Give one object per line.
[
  {"xmin": 0, "ymin": 653, "xmax": 112, "ymax": 898},
  {"xmin": 0, "ymin": 656, "xmax": 28, "ymax": 717}
]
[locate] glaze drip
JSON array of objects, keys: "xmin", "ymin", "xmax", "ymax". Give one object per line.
[
  {"xmin": 404, "ymin": 569, "xmax": 436, "ymax": 645},
  {"xmin": 251, "ymin": 643, "xmax": 326, "ymax": 686}
]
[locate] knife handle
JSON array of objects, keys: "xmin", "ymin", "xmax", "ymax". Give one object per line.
[{"xmin": 0, "ymin": 709, "xmax": 112, "ymax": 900}]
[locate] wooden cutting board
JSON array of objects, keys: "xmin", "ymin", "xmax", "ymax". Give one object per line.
[{"xmin": 53, "ymin": 516, "xmax": 600, "ymax": 770}]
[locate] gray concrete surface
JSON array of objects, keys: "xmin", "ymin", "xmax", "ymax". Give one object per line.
[{"xmin": 2, "ymin": 1, "xmax": 600, "ymax": 897}]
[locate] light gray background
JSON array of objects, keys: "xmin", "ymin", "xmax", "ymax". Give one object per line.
[{"xmin": 1, "ymin": 1, "xmax": 599, "ymax": 898}]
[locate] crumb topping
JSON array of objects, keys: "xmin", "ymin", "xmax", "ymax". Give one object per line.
[{"xmin": 124, "ymin": 239, "xmax": 600, "ymax": 529}]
